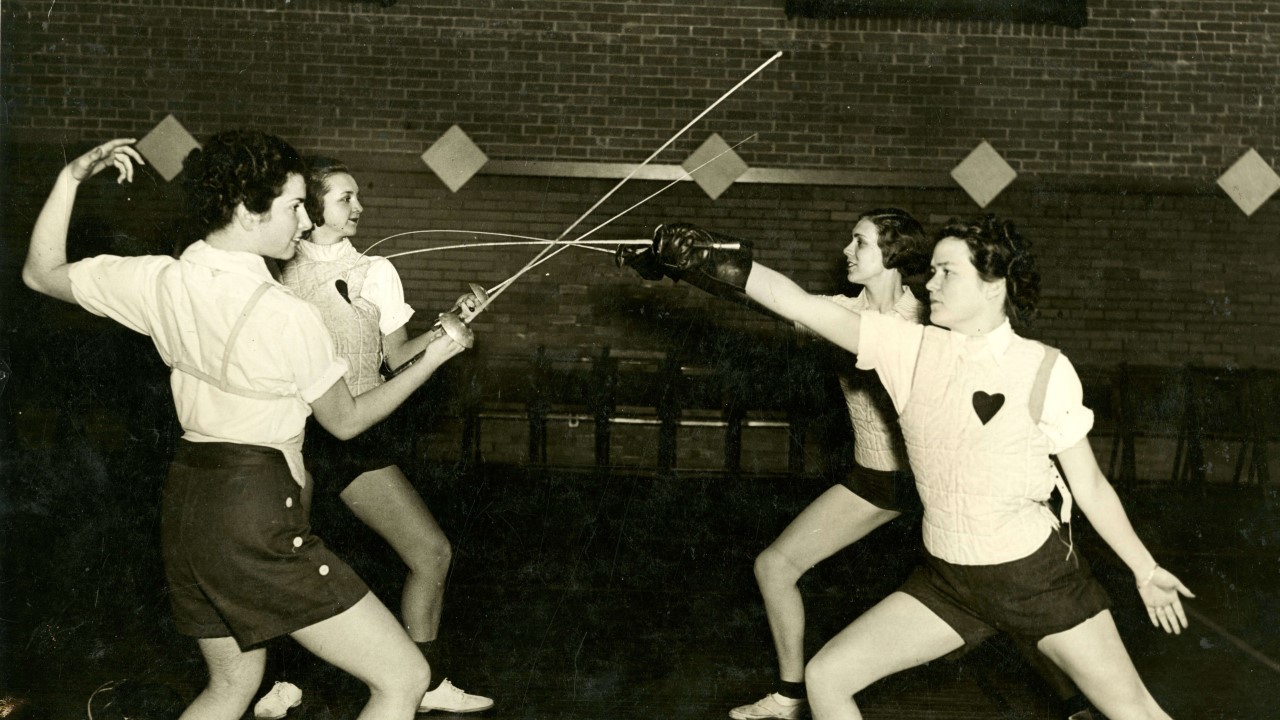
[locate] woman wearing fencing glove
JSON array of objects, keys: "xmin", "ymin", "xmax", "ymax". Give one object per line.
[{"xmin": 639, "ymin": 216, "xmax": 1191, "ymax": 720}]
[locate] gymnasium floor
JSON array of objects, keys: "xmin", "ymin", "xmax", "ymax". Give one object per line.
[{"xmin": 4, "ymin": 448, "xmax": 1276, "ymax": 719}]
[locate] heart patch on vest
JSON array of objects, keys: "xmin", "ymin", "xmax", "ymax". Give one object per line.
[
  {"xmin": 335, "ymin": 279, "xmax": 352, "ymax": 304},
  {"xmin": 972, "ymin": 391, "xmax": 1005, "ymax": 425}
]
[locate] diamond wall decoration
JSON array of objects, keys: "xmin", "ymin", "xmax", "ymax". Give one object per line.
[
  {"xmin": 682, "ymin": 133, "xmax": 749, "ymax": 200},
  {"xmin": 1217, "ymin": 149, "xmax": 1280, "ymax": 216},
  {"xmin": 950, "ymin": 141, "xmax": 1017, "ymax": 208},
  {"xmin": 421, "ymin": 125, "xmax": 489, "ymax": 193},
  {"xmin": 136, "ymin": 114, "xmax": 201, "ymax": 182}
]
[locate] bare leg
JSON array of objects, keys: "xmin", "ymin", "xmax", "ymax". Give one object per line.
[
  {"xmin": 179, "ymin": 637, "xmax": 266, "ymax": 720},
  {"xmin": 291, "ymin": 592, "xmax": 431, "ymax": 720},
  {"xmin": 805, "ymin": 592, "xmax": 964, "ymax": 720},
  {"xmin": 1037, "ymin": 611, "xmax": 1172, "ymax": 720},
  {"xmin": 341, "ymin": 465, "xmax": 451, "ymax": 642},
  {"xmin": 1011, "ymin": 635, "xmax": 1090, "ymax": 714},
  {"xmin": 755, "ymin": 486, "xmax": 900, "ymax": 682}
]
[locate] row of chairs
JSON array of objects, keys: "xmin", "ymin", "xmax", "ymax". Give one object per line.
[
  {"xmin": 435, "ymin": 346, "xmax": 828, "ymax": 476},
  {"xmin": 425, "ymin": 348, "xmax": 1279, "ymax": 488},
  {"xmin": 1080, "ymin": 364, "xmax": 1279, "ymax": 488}
]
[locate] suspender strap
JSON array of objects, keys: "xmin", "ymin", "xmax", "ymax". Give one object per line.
[
  {"xmin": 222, "ymin": 282, "xmax": 273, "ymax": 385},
  {"xmin": 170, "ymin": 281, "xmax": 284, "ymax": 402}
]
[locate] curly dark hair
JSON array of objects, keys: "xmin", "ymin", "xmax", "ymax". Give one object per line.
[
  {"xmin": 302, "ymin": 156, "xmax": 351, "ymax": 229},
  {"xmin": 935, "ymin": 214, "xmax": 1040, "ymax": 325},
  {"xmin": 180, "ymin": 130, "xmax": 305, "ymax": 238},
  {"xmin": 856, "ymin": 208, "xmax": 929, "ymax": 275}
]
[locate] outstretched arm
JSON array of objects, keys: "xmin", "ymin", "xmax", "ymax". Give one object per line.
[
  {"xmin": 1056, "ymin": 439, "xmax": 1195, "ymax": 634},
  {"xmin": 743, "ymin": 264, "xmax": 862, "ymax": 355},
  {"xmin": 23, "ymin": 139, "xmax": 144, "ymax": 303},
  {"xmin": 636, "ymin": 223, "xmax": 864, "ymax": 354}
]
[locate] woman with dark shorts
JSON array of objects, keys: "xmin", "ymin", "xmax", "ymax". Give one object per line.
[
  {"xmin": 725, "ymin": 209, "xmax": 929, "ymax": 720},
  {"xmin": 23, "ymin": 132, "xmax": 467, "ymax": 720},
  {"xmin": 272, "ymin": 156, "xmax": 490, "ymax": 715},
  {"xmin": 641, "ymin": 216, "xmax": 1193, "ymax": 720}
]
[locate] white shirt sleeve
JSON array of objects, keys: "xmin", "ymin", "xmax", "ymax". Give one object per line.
[
  {"xmin": 361, "ymin": 257, "xmax": 415, "ymax": 335},
  {"xmin": 67, "ymin": 255, "xmax": 173, "ymax": 337},
  {"xmin": 1039, "ymin": 353, "xmax": 1095, "ymax": 453},
  {"xmin": 268, "ymin": 300, "xmax": 351, "ymax": 404},
  {"xmin": 853, "ymin": 311, "xmax": 925, "ymax": 415}
]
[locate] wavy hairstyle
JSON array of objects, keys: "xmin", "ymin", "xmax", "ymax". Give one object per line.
[
  {"xmin": 180, "ymin": 130, "xmax": 305, "ymax": 238},
  {"xmin": 302, "ymin": 155, "xmax": 351, "ymax": 229},
  {"xmin": 936, "ymin": 214, "xmax": 1040, "ymax": 326},
  {"xmin": 856, "ymin": 208, "xmax": 929, "ymax": 275}
]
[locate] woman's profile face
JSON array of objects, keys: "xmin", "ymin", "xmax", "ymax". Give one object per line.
[
  {"xmin": 259, "ymin": 174, "xmax": 312, "ymax": 261},
  {"xmin": 924, "ymin": 237, "xmax": 996, "ymax": 332},
  {"xmin": 311, "ymin": 172, "xmax": 363, "ymax": 244},
  {"xmin": 843, "ymin": 218, "xmax": 887, "ymax": 284}
]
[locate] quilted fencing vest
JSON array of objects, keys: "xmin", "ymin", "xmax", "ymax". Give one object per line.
[
  {"xmin": 900, "ymin": 327, "xmax": 1064, "ymax": 565},
  {"xmin": 839, "ymin": 370, "xmax": 909, "ymax": 472},
  {"xmin": 828, "ymin": 291, "xmax": 919, "ymax": 472},
  {"xmin": 281, "ymin": 244, "xmax": 385, "ymax": 396}
]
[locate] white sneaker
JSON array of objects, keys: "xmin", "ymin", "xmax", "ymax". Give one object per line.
[
  {"xmin": 729, "ymin": 692, "xmax": 806, "ymax": 720},
  {"xmin": 417, "ymin": 679, "xmax": 494, "ymax": 714},
  {"xmin": 253, "ymin": 682, "xmax": 302, "ymax": 719}
]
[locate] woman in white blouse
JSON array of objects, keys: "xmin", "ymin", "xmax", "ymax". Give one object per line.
[{"xmin": 642, "ymin": 216, "xmax": 1193, "ymax": 720}]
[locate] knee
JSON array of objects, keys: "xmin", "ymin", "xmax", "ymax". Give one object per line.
[
  {"xmin": 377, "ymin": 652, "xmax": 431, "ymax": 703},
  {"xmin": 406, "ymin": 655, "xmax": 432, "ymax": 698},
  {"xmin": 199, "ymin": 642, "xmax": 264, "ymax": 703},
  {"xmin": 804, "ymin": 650, "xmax": 855, "ymax": 700},
  {"xmin": 754, "ymin": 545, "xmax": 802, "ymax": 589},
  {"xmin": 407, "ymin": 535, "xmax": 452, "ymax": 576},
  {"xmin": 205, "ymin": 672, "xmax": 260, "ymax": 707}
]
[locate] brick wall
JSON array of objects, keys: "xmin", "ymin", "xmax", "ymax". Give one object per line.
[
  {"xmin": 3, "ymin": 1, "xmax": 1279, "ymax": 393},
  {"xmin": 4, "ymin": 1, "xmax": 1275, "ymax": 179}
]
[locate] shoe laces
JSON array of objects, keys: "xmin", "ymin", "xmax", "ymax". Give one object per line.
[{"xmin": 434, "ymin": 679, "xmax": 463, "ymax": 696}]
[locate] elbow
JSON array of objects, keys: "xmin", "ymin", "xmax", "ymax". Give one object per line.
[
  {"xmin": 329, "ymin": 420, "xmax": 365, "ymax": 441},
  {"xmin": 330, "ymin": 427, "xmax": 359, "ymax": 442},
  {"xmin": 314, "ymin": 416, "xmax": 361, "ymax": 442},
  {"xmin": 21, "ymin": 267, "xmax": 45, "ymax": 294},
  {"xmin": 22, "ymin": 265, "xmax": 63, "ymax": 300}
]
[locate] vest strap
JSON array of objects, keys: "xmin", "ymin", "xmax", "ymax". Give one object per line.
[
  {"xmin": 1029, "ymin": 345, "xmax": 1060, "ymax": 424},
  {"xmin": 1034, "ymin": 344, "xmax": 1074, "ymax": 552}
]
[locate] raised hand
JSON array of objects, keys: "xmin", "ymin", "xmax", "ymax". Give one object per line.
[{"xmin": 68, "ymin": 138, "xmax": 145, "ymax": 184}]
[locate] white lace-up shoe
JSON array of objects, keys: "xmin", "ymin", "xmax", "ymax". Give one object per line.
[
  {"xmin": 417, "ymin": 679, "xmax": 494, "ymax": 714},
  {"xmin": 253, "ymin": 682, "xmax": 302, "ymax": 719},
  {"xmin": 728, "ymin": 692, "xmax": 806, "ymax": 720}
]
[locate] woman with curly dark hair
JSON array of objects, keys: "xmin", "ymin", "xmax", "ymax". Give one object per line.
[
  {"xmin": 636, "ymin": 214, "xmax": 1193, "ymax": 720},
  {"xmin": 23, "ymin": 132, "xmax": 467, "ymax": 720}
]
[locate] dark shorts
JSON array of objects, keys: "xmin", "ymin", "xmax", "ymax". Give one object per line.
[
  {"xmin": 162, "ymin": 440, "xmax": 369, "ymax": 650},
  {"xmin": 305, "ymin": 412, "xmax": 413, "ymax": 496},
  {"xmin": 839, "ymin": 463, "xmax": 921, "ymax": 514},
  {"xmin": 899, "ymin": 531, "xmax": 1112, "ymax": 657}
]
